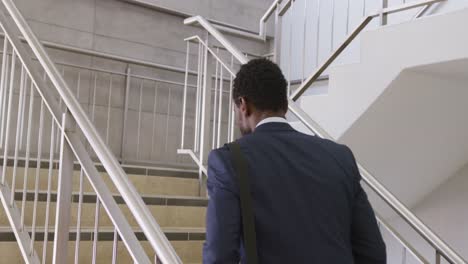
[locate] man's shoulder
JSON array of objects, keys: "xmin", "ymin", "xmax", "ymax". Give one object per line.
[
  {"xmin": 207, "ymin": 144, "xmax": 238, "ymax": 190},
  {"xmin": 285, "ymin": 132, "xmax": 356, "ymax": 167},
  {"xmin": 314, "ymin": 136, "xmax": 352, "ymax": 156}
]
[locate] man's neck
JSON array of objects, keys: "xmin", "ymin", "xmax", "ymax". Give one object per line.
[{"xmin": 252, "ymin": 112, "xmax": 286, "ymax": 129}]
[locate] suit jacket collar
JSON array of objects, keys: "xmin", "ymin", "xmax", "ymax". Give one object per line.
[{"xmin": 254, "ymin": 122, "xmax": 294, "ymax": 133}]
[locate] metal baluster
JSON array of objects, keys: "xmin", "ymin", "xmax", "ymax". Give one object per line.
[
  {"xmin": 302, "ymin": 0, "xmax": 308, "ymax": 82},
  {"xmin": 381, "ymin": 0, "xmax": 389, "ymax": 26},
  {"xmin": 227, "ymin": 55, "xmax": 234, "ymax": 142},
  {"xmin": 92, "ymin": 199, "xmax": 100, "ymax": 264},
  {"xmin": 106, "ymin": 75, "xmax": 113, "ymax": 144},
  {"xmin": 111, "ymin": 228, "xmax": 118, "ymax": 264},
  {"xmin": 42, "ymin": 120, "xmax": 55, "ymax": 264},
  {"xmin": 10, "ymin": 66, "xmax": 26, "ymax": 205},
  {"xmin": 331, "ymin": 0, "xmax": 336, "ymax": 52},
  {"xmin": 55, "ymin": 68, "xmax": 64, "ymax": 154},
  {"xmin": 216, "ymin": 67, "xmax": 223, "ymax": 148},
  {"xmin": 346, "ymin": 0, "xmax": 351, "ymax": 34},
  {"xmin": 401, "ymin": 247, "xmax": 407, "ymax": 264},
  {"xmin": 287, "ymin": 18, "xmax": 292, "ymax": 94},
  {"xmin": 164, "ymin": 86, "xmax": 171, "ymax": 155},
  {"xmin": 212, "ymin": 58, "xmax": 219, "ymax": 149},
  {"xmin": 363, "ymin": 0, "xmax": 367, "ymax": 17},
  {"xmin": 194, "ymin": 43, "xmax": 202, "ymax": 152},
  {"xmin": 199, "ymin": 42, "xmax": 205, "ymax": 150},
  {"xmin": 19, "ymin": 83, "xmax": 33, "ymax": 230},
  {"xmin": 180, "ymin": 42, "xmax": 190, "ymax": 149},
  {"xmin": 30, "ymin": 100, "xmax": 45, "ymax": 254},
  {"xmin": 435, "ymin": 251, "xmax": 441, "ymax": 264},
  {"xmin": 89, "ymin": 72, "xmax": 97, "ymax": 155},
  {"xmin": 316, "ymin": 0, "xmax": 321, "ymax": 68},
  {"xmin": 136, "ymin": 80, "xmax": 143, "ymax": 159},
  {"xmin": 76, "ymin": 71, "xmax": 81, "ymax": 98},
  {"xmin": 74, "ymin": 168, "xmax": 84, "ymax": 264},
  {"xmin": 198, "ymin": 34, "xmax": 212, "ymax": 196},
  {"xmin": 0, "ymin": 40, "xmax": 9, "ymax": 148},
  {"xmin": 1, "ymin": 51, "xmax": 15, "ymax": 185},
  {"xmin": 92, "ymin": 73, "xmax": 97, "ymax": 123},
  {"xmin": 75, "ymin": 71, "xmax": 82, "ymax": 152},
  {"xmin": 120, "ymin": 67, "xmax": 131, "ymax": 162},
  {"xmin": 19, "ymin": 70, "xmax": 27, "ymax": 150},
  {"xmin": 150, "ymin": 83, "xmax": 158, "ymax": 160},
  {"xmin": 53, "ymin": 113, "xmax": 74, "ymax": 264}
]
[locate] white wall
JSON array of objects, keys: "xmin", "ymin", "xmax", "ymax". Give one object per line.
[
  {"xmin": 121, "ymin": 0, "xmax": 273, "ymax": 33},
  {"xmin": 280, "ymin": 0, "xmax": 468, "ymax": 82},
  {"xmin": 387, "ymin": 162, "xmax": 468, "ymax": 262}
]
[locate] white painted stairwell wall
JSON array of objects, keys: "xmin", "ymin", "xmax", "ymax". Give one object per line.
[{"xmin": 280, "ymin": 0, "xmax": 468, "ymax": 85}]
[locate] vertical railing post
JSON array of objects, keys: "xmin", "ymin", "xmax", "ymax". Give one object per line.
[
  {"xmin": 301, "ymin": 0, "xmax": 308, "ymax": 82},
  {"xmin": 381, "ymin": 0, "xmax": 389, "ymax": 25},
  {"xmin": 53, "ymin": 112, "xmax": 74, "ymax": 264},
  {"xmin": 120, "ymin": 66, "xmax": 131, "ymax": 163},
  {"xmin": 273, "ymin": 2, "xmax": 283, "ymax": 64},
  {"xmin": 181, "ymin": 42, "xmax": 190, "ymax": 149},
  {"xmin": 194, "ymin": 43, "xmax": 203, "ymax": 153},
  {"xmin": 198, "ymin": 34, "xmax": 214, "ymax": 196}
]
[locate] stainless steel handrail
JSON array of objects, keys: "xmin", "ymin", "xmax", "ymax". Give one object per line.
[
  {"xmin": 184, "ymin": 5, "xmax": 467, "ymax": 264},
  {"xmin": 0, "ymin": 0, "xmax": 182, "ymax": 263},
  {"xmin": 184, "ymin": 35, "xmax": 237, "ymax": 76},
  {"xmin": 290, "ymin": 0, "xmax": 446, "ymax": 101},
  {"xmin": 0, "ymin": 32, "xmax": 195, "ymax": 75},
  {"xmin": 184, "ymin": 16, "xmax": 248, "ymax": 65},
  {"xmin": 259, "ymin": 0, "xmax": 282, "ymax": 40},
  {"xmin": 376, "ymin": 215, "xmax": 429, "ymax": 264}
]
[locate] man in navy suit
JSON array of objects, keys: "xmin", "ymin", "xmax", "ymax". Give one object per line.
[{"xmin": 203, "ymin": 59, "xmax": 386, "ymax": 263}]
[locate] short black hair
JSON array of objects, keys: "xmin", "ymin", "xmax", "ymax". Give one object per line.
[{"xmin": 233, "ymin": 58, "xmax": 288, "ymax": 112}]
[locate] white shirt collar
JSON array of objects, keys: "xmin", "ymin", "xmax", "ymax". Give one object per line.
[{"xmin": 256, "ymin": 117, "xmax": 288, "ymax": 128}]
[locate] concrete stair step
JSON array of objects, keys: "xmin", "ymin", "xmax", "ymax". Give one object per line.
[
  {"xmin": 3, "ymin": 164, "xmax": 201, "ymax": 198},
  {"xmin": 0, "ymin": 191, "xmax": 207, "ymax": 228},
  {"xmin": 0, "ymin": 226, "xmax": 204, "ymax": 263}
]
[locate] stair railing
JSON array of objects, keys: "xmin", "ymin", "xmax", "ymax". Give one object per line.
[
  {"xmin": 0, "ymin": 0, "xmax": 181, "ymax": 263},
  {"xmin": 179, "ymin": 1, "xmax": 466, "ymax": 262}
]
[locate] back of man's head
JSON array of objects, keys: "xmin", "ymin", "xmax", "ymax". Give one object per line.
[{"xmin": 233, "ymin": 58, "xmax": 288, "ymax": 113}]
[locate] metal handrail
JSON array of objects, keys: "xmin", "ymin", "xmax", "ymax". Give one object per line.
[
  {"xmin": 290, "ymin": 0, "xmax": 446, "ymax": 101},
  {"xmin": 0, "ymin": 0, "xmax": 182, "ymax": 263},
  {"xmin": 185, "ymin": 16, "xmax": 248, "ymax": 65},
  {"xmin": 184, "ymin": 5, "xmax": 467, "ymax": 264},
  {"xmin": 184, "ymin": 35, "xmax": 237, "ymax": 76},
  {"xmin": 376, "ymin": 215, "xmax": 429, "ymax": 264},
  {"xmin": 259, "ymin": 0, "xmax": 282, "ymax": 40},
  {"xmin": 0, "ymin": 32, "xmax": 195, "ymax": 75}
]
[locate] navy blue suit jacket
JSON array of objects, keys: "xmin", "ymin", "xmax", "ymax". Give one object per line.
[{"xmin": 203, "ymin": 122, "xmax": 386, "ymax": 264}]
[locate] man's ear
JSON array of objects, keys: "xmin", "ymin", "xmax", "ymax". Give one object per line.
[{"xmin": 239, "ymin": 97, "xmax": 252, "ymax": 117}]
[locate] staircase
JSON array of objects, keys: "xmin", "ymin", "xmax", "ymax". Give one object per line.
[
  {"xmin": 0, "ymin": 164, "xmax": 206, "ymax": 263},
  {"xmin": 0, "ymin": 0, "xmax": 466, "ymax": 263}
]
